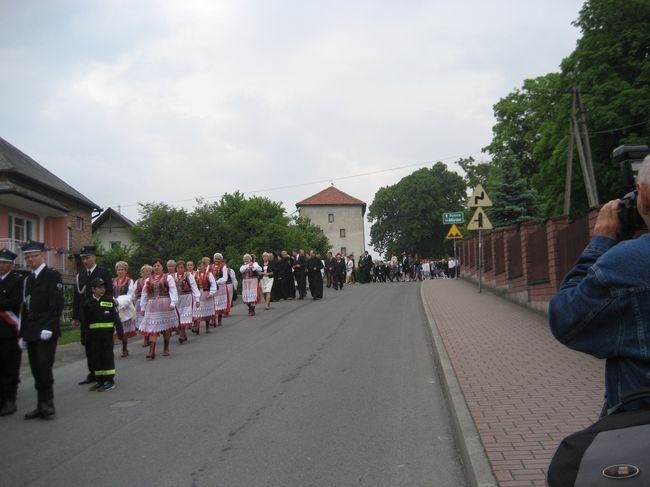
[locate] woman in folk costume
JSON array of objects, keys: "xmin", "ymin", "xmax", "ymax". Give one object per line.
[
  {"xmin": 139, "ymin": 258, "xmax": 179, "ymax": 359},
  {"xmin": 134, "ymin": 264, "xmax": 152, "ymax": 347},
  {"xmin": 173, "ymin": 260, "xmax": 200, "ymax": 344},
  {"xmin": 211, "ymin": 253, "xmax": 230, "ymax": 326},
  {"xmin": 192, "ymin": 261, "xmax": 216, "ymax": 334},
  {"xmin": 259, "ymin": 252, "xmax": 274, "ymax": 310},
  {"xmin": 113, "ymin": 261, "xmax": 136, "ymax": 357},
  {"xmin": 240, "ymin": 254, "xmax": 262, "ymax": 316},
  {"xmin": 223, "ymin": 259, "xmax": 237, "ymax": 317}
]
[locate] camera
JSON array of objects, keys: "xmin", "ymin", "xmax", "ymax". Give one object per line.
[{"xmin": 612, "ymin": 145, "xmax": 649, "ymax": 239}]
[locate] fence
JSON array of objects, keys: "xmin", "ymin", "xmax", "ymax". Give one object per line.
[{"xmin": 460, "ymin": 210, "xmax": 598, "ymax": 314}]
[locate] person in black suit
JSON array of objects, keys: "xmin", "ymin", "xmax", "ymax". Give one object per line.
[
  {"xmin": 71, "ymin": 246, "xmax": 113, "ymax": 385},
  {"xmin": 332, "ymin": 253, "xmax": 346, "ymax": 290},
  {"xmin": 307, "ymin": 251, "xmax": 324, "ymax": 299},
  {"xmin": 20, "ymin": 241, "xmax": 64, "ymax": 420},
  {"xmin": 292, "ymin": 249, "xmax": 307, "ymax": 299},
  {"xmin": 0, "ymin": 249, "xmax": 24, "ymax": 416},
  {"xmin": 323, "ymin": 251, "xmax": 335, "ymax": 288}
]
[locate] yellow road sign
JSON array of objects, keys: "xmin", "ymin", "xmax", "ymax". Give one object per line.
[
  {"xmin": 445, "ymin": 224, "xmax": 463, "ymax": 240},
  {"xmin": 467, "ymin": 207, "xmax": 493, "ymax": 230},
  {"xmin": 468, "ymin": 184, "xmax": 493, "ymax": 208}
]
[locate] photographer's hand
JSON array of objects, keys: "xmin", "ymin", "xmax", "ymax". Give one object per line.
[{"xmin": 594, "ymin": 199, "xmax": 621, "ymax": 240}]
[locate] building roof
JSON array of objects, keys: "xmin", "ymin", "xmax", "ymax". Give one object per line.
[
  {"xmin": 0, "ymin": 136, "xmax": 100, "ymax": 211},
  {"xmin": 92, "ymin": 207, "xmax": 136, "ymax": 233},
  {"xmin": 296, "ymin": 186, "xmax": 367, "ymax": 215}
]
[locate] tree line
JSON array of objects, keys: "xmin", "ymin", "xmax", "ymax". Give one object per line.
[{"xmin": 368, "ymin": 0, "xmax": 650, "ymax": 259}]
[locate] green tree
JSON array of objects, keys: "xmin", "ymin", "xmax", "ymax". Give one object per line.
[
  {"xmin": 129, "ymin": 193, "xmax": 330, "ymax": 266},
  {"xmin": 484, "ymin": 0, "xmax": 650, "ymax": 219},
  {"xmin": 487, "ymin": 155, "xmax": 541, "ymax": 228},
  {"xmin": 456, "ymin": 156, "xmax": 493, "ymax": 189},
  {"xmin": 368, "ymin": 162, "xmax": 467, "ymax": 258}
]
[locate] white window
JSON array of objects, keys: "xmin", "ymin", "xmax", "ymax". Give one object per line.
[{"xmin": 8, "ymin": 215, "xmax": 35, "ymax": 242}]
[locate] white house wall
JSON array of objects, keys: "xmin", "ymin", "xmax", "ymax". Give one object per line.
[{"xmin": 299, "ymin": 205, "xmax": 365, "ymax": 258}]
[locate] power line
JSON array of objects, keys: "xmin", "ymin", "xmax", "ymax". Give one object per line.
[
  {"xmin": 105, "ymin": 150, "xmax": 483, "ymax": 210},
  {"xmin": 588, "ymin": 119, "xmax": 649, "ymax": 135}
]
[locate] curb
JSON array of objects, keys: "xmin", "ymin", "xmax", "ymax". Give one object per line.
[{"xmin": 420, "ymin": 283, "xmax": 497, "ymax": 487}]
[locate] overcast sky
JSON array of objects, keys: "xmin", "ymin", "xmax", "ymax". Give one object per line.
[{"xmin": 0, "ymin": 0, "xmax": 585, "ymax": 252}]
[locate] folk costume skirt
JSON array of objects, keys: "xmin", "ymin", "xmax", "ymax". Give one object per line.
[
  {"xmin": 176, "ymin": 292, "xmax": 194, "ymax": 328},
  {"xmin": 140, "ymin": 297, "xmax": 179, "ymax": 335},
  {"xmin": 194, "ymin": 290, "xmax": 214, "ymax": 319}
]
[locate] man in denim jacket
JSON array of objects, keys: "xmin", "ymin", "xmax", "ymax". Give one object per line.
[{"xmin": 549, "ymin": 155, "xmax": 650, "ymax": 411}]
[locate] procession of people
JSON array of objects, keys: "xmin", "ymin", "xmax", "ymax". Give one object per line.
[{"xmin": 0, "ymin": 241, "xmax": 458, "ymax": 421}]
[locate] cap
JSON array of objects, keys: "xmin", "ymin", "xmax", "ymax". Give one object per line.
[
  {"xmin": 79, "ymin": 246, "xmax": 97, "ymax": 257},
  {"xmin": 90, "ymin": 277, "xmax": 107, "ymax": 288},
  {"xmin": 0, "ymin": 248, "xmax": 17, "ymax": 262},
  {"xmin": 22, "ymin": 241, "xmax": 45, "ymax": 254}
]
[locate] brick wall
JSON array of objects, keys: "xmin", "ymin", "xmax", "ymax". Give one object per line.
[{"xmin": 461, "ymin": 208, "xmax": 599, "ymax": 315}]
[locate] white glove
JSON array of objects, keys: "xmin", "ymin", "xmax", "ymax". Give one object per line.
[
  {"xmin": 18, "ymin": 338, "xmax": 26, "ymax": 350},
  {"xmin": 40, "ymin": 330, "xmax": 53, "ymax": 341}
]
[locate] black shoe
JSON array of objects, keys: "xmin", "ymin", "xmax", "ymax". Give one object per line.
[
  {"xmin": 78, "ymin": 377, "xmax": 95, "ymax": 385},
  {"xmin": 89, "ymin": 382, "xmax": 103, "ymax": 391},
  {"xmin": 24, "ymin": 402, "xmax": 54, "ymax": 420},
  {"xmin": 0, "ymin": 401, "xmax": 17, "ymax": 416},
  {"xmin": 24, "ymin": 407, "xmax": 41, "ymax": 420}
]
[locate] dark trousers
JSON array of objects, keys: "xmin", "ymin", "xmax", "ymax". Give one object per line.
[
  {"xmin": 326, "ymin": 271, "xmax": 333, "ymax": 288},
  {"xmin": 89, "ymin": 330, "xmax": 115, "ymax": 384},
  {"xmin": 83, "ymin": 333, "xmax": 95, "ymax": 381},
  {"xmin": 333, "ymin": 272, "xmax": 345, "ymax": 290},
  {"xmin": 309, "ymin": 272, "xmax": 323, "ymax": 298},
  {"xmin": 27, "ymin": 338, "xmax": 57, "ymax": 404},
  {"xmin": 295, "ymin": 270, "xmax": 307, "ymax": 297},
  {"xmin": 0, "ymin": 337, "xmax": 21, "ymax": 403}
]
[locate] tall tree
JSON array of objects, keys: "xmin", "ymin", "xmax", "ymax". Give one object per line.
[
  {"xmin": 484, "ymin": 0, "xmax": 650, "ymax": 219},
  {"xmin": 488, "ymin": 155, "xmax": 541, "ymax": 228},
  {"xmin": 368, "ymin": 162, "xmax": 466, "ymax": 258}
]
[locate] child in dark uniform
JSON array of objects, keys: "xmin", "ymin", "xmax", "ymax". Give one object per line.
[{"xmin": 80, "ymin": 278, "xmax": 123, "ymax": 391}]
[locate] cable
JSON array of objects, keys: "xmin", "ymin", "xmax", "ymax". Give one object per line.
[
  {"xmin": 588, "ymin": 119, "xmax": 649, "ymax": 135},
  {"xmin": 103, "ymin": 150, "xmax": 483, "ymax": 210}
]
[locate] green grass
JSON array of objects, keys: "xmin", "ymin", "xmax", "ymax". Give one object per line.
[{"xmin": 58, "ymin": 328, "xmax": 81, "ymax": 345}]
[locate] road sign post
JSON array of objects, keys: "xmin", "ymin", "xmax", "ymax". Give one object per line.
[{"xmin": 467, "ymin": 185, "xmax": 493, "ymax": 293}]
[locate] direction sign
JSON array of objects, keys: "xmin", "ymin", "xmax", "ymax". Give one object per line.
[
  {"xmin": 445, "ymin": 224, "xmax": 463, "ymax": 240},
  {"xmin": 443, "ymin": 212, "xmax": 464, "ymax": 225},
  {"xmin": 468, "ymin": 184, "xmax": 493, "ymax": 208},
  {"xmin": 467, "ymin": 207, "xmax": 493, "ymax": 230}
]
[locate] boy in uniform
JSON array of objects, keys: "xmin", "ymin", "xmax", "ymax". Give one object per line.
[{"xmin": 80, "ymin": 278, "xmax": 123, "ymax": 391}]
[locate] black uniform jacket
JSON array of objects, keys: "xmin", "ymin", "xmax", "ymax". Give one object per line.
[
  {"xmin": 72, "ymin": 266, "xmax": 114, "ymax": 323},
  {"xmin": 20, "ymin": 266, "xmax": 64, "ymax": 342},
  {"xmin": 80, "ymin": 296, "xmax": 124, "ymax": 339},
  {"xmin": 0, "ymin": 270, "xmax": 24, "ymax": 340}
]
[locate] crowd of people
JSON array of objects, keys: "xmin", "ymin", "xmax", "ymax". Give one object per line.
[{"xmin": 0, "ymin": 241, "xmax": 460, "ymax": 420}]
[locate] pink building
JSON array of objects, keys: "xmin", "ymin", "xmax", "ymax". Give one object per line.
[{"xmin": 0, "ymin": 136, "xmax": 100, "ymax": 282}]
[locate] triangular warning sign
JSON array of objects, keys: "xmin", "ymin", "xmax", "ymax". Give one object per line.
[
  {"xmin": 445, "ymin": 224, "xmax": 463, "ymax": 240},
  {"xmin": 467, "ymin": 207, "xmax": 493, "ymax": 230},
  {"xmin": 468, "ymin": 184, "xmax": 493, "ymax": 208}
]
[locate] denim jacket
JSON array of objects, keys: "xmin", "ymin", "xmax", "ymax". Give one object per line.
[{"xmin": 549, "ymin": 234, "xmax": 650, "ymax": 410}]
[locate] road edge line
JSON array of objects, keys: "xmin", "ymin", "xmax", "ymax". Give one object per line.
[{"xmin": 420, "ymin": 283, "xmax": 497, "ymax": 487}]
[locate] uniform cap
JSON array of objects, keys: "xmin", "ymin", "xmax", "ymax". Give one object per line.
[
  {"xmin": 79, "ymin": 246, "xmax": 97, "ymax": 257},
  {"xmin": 90, "ymin": 277, "xmax": 107, "ymax": 288},
  {"xmin": 0, "ymin": 248, "xmax": 17, "ymax": 262},
  {"xmin": 21, "ymin": 241, "xmax": 45, "ymax": 254}
]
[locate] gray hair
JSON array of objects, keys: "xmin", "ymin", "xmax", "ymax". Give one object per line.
[
  {"xmin": 115, "ymin": 261, "xmax": 128, "ymax": 271},
  {"xmin": 213, "ymin": 252, "xmax": 223, "ymax": 260},
  {"xmin": 166, "ymin": 259, "xmax": 176, "ymax": 267}
]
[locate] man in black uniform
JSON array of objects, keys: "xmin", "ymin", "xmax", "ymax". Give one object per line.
[
  {"xmin": 71, "ymin": 246, "xmax": 113, "ymax": 385},
  {"xmin": 0, "ymin": 249, "xmax": 24, "ymax": 416},
  {"xmin": 292, "ymin": 249, "xmax": 307, "ymax": 299},
  {"xmin": 21, "ymin": 241, "xmax": 64, "ymax": 420},
  {"xmin": 307, "ymin": 250, "xmax": 324, "ymax": 299}
]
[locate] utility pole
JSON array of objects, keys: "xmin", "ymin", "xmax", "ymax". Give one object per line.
[{"xmin": 565, "ymin": 88, "xmax": 599, "ymax": 211}]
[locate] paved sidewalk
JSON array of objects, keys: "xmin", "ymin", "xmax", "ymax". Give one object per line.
[{"xmin": 421, "ymin": 278, "xmax": 603, "ymax": 487}]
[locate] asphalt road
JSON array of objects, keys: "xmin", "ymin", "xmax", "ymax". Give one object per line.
[{"xmin": 2, "ymin": 282, "xmax": 467, "ymax": 487}]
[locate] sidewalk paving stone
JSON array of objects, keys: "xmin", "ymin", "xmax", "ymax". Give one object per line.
[{"xmin": 421, "ymin": 278, "xmax": 603, "ymax": 487}]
